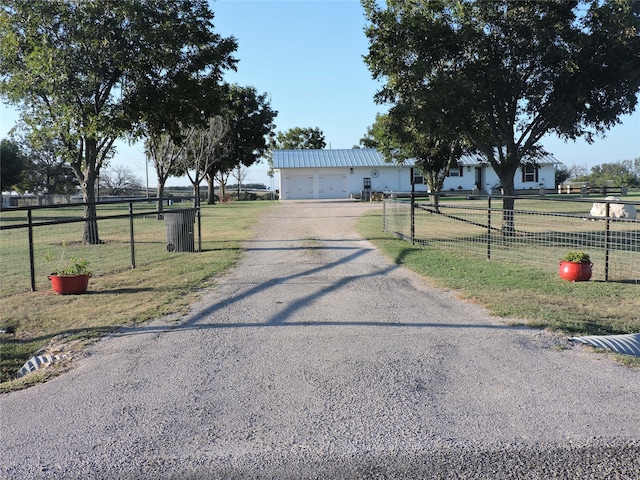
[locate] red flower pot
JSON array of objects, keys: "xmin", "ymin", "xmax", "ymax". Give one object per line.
[
  {"xmin": 48, "ymin": 274, "xmax": 91, "ymax": 294},
  {"xmin": 558, "ymin": 261, "xmax": 592, "ymax": 282}
]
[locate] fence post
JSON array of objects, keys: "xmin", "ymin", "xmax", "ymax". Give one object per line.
[
  {"xmin": 383, "ymin": 200, "xmax": 386, "ymax": 232},
  {"xmin": 129, "ymin": 202, "xmax": 136, "ymax": 269},
  {"xmin": 197, "ymin": 206, "xmax": 202, "ymax": 252},
  {"xmin": 28, "ymin": 208, "xmax": 36, "ymax": 291},
  {"xmin": 487, "ymin": 196, "xmax": 492, "ymax": 260},
  {"xmin": 604, "ymin": 202, "xmax": 610, "ymax": 282},
  {"xmin": 410, "ymin": 169, "xmax": 415, "ymax": 245}
]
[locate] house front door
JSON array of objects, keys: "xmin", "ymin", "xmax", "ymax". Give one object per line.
[{"xmin": 475, "ymin": 167, "xmax": 483, "ymax": 192}]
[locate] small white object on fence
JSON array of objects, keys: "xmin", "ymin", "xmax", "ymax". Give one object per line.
[{"xmin": 589, "ymin": 196, "xmax": 637, "ymax": 219}]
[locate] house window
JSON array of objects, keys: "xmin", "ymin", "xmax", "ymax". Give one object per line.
[
  {"xmin": 413, "ymin": 173, "xmax": 424, "ymax": 184},
  {"xmin": 447, "ymin": 166, "xmax": 463, "ymax": 177},
  {"xmin": 522, "ymin": 164, "xmax": 539, "ymax": 183}
]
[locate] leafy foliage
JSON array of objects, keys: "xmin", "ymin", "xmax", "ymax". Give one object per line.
[
  {"xmin": 555, "ymin": 165, "xmax": 571, "ymax": 187},
  {"xmin": 204, "ymin": 85, "xmax": 277, "ymax": 203},
  {"xmin": 360, "ymin": 112, "xmax": 465, "ymax": 196},
  {"xmin": 272, "ymin": 127, "xmax": 326, "ymax": 150},
  {"xmin": 267, "ymin": 127, "xmax": 326, "ymax": 175},
  {"xmin": 574, "ymin": 160, "xmax": 640, "ymax": 187},
  {"xmin": 0, "ymin": 139, "xmax": 27, "ymax": 191},
  {"xmin": 45, "ymin": 245, "xmax": 91, "ymax": 276},
  {"xmin": 0, "ymin": 0, "xmax": 237, "ymax": 242},
  {"xmin": 363, "ymin": 0, "xmax": 640, "ymax": 214},
  {"xmin": 562, "ymin": 251, "xmax": 591, "ymax": 263},
  {"xmin": 6, "ymin": 126, "xmax": 80, "ymax": 195}
]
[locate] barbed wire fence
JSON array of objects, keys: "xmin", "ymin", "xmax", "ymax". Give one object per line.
[{"xmin": 383, "ymin": 195, "xmax": 640, "ymax": 283}]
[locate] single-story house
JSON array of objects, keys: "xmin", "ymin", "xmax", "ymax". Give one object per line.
[{"xmin": 272, "ymin": 148, "xmax": 561, "ymax": 200}]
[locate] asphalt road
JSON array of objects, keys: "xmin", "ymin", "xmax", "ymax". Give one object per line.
[{"xmin": 2, "ymin": 201, "xmax": 639, "ymax": 479}]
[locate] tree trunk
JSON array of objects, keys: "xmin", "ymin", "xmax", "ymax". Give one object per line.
[
  {"xmin": 206, "ymin": 176, "xmax": 216, "ymax": 204},
  {"xmin": 157, "ymin": 182, "xmax": 165, "ymax": 218},
  {"xmin": 429, "ymin": 193, "xmax": 441, "ymax": 213},
  {"xmin": 500, "ymin": 177, "xmax": 516, "ymax": 237},
  {"xmin": 219, "ymin": 182, "xmax": 226, "ymax": 202},
  {"xmin": 426, "ymin": 171, "xmax": 443, "ymax": 214},
  {"xmin": 192, "ymin": 184, "xmax": 200, "ymax": 208},
  {"xmin": 82, "ymin": 173, "xmax": 101, "ymax": 244}
]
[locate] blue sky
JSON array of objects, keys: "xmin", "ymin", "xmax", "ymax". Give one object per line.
[{"xmin": 1, "ymin": 0, "xmax": 638, "ymax": 188}]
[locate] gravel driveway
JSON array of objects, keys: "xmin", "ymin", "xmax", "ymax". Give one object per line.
[{"xmin": 2, "ymin": 200, "xmax": 639, "ymax": 479}]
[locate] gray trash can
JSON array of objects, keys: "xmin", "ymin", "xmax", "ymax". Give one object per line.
[{"xmin": 164, "ymin": 210, "xmax": 196, "ymax": 252}]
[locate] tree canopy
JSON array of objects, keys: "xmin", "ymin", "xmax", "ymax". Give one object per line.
[
  {"xmin": 360, "ymin": 109, "xmax": 465, "ymax": 201},
  {"xmin": 574, "ymin": 159, "xmax": 640, "ymax": 187},
  {"xmin": 267, "ymin": 127, "xmax": 326, "ymax": 175},
  {"xmin": 0, "ymin": 139, "xmax": 27, "ymax": 191},
  {"xmin": 272, "ymin": 127, "xmax": 326, "ymax": 150},
  {"xmin": 0, "ymin": 0, "xmax": 237, "ymax": 242},
  {"xmin": 204, "ymin": 85, "xmax": 277, "ymax": 203},
  {"xmin": 11, "ymin": 132, "xmax": 79, "ymax": 195},
  {"xmin": 363, "ymin": 0, "xmax": 640, "ymax": 214}
]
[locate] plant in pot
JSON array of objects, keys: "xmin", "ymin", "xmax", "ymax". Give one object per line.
[
  {"xmin": 45, "ymin": 246, "xmax": 92, "ymax": 294},
  {"xmin": 559, "ymin": 251, "xmax": 592, "ymax": 282}
]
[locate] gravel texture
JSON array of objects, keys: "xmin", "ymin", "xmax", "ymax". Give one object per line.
[{"xmin": 2, "ymin": 200, "xmax": 639, "ymax": 479}]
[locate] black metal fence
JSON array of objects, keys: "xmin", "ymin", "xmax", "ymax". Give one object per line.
[
  {"xmin": 383, "ymin": 195, "xmax": 640, "ymax": 283},
  {"xmin": 1, "ymin": 197, "xmax": 201, "ymax": 295}
]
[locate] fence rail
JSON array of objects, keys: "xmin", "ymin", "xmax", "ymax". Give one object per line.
[
  {"xmin": 383, "ymin": 195, "xmax": 639, "ymax": 283},
  {"xmin": 1, "ymin": 197, "xmax": 201, "ymax": 295}
]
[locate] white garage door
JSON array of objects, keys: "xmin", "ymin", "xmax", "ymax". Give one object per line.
[
  {"xmin": 318, "ymin": 175, "xmax": 347, "ymax": 199},
  {"xmin": 285, "ymin": 175, "xmax": 314, "ymax": 199}
]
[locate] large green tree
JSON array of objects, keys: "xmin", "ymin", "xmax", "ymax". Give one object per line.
[
  {"xmin": 0, "ymin": 0, "xmax": 236, "ymax": 243},
  {"xmin": 204, "ymin": 85, "xmax": 277, "ymax": 204},
  {"xmin": 0, "ymin": 139, "xmax": 27, "ymax": 191},
  {"xmin": 13, "ymin": 131, "xmax": 79, "ymax": 196},
  {"xmin": 363, "ymin": 0, "xmax": 640, "ymax": 230},
  {"xmin": 361, "ymin": 108, "xmax": 465, "ymax": 208}
]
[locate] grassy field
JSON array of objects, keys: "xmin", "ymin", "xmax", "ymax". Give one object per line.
[
  {"xmin": 385, "ymin": 194, "xmax": 640, "ymax": 283},
  {"xmin": 0, "ymin": 201, "xmax": 276, "ymax": 391},
  {"xmin": 1, "ymin": 201, "xmax": 220, "ymax": 296},
  {"xmin": 2, "ymin": 198, "xmax": 639, "ymax": 392}
]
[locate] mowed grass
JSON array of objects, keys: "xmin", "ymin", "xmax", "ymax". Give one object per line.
[
  {"xmin": 356, "ymin": 209, "xmax": 640, "ymax": 336},
  {"xmin": 0, "ymin": 201, "xmax": 276, "ymax": 391}
]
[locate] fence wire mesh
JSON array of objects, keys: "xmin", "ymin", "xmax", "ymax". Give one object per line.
[
  {"xmin": 0, "ymin": 200, "xmax": 198, "ymax": 296},
  {"xmin": 383, "ymin": 196, "xmax": 640, "ymax": 283}
]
